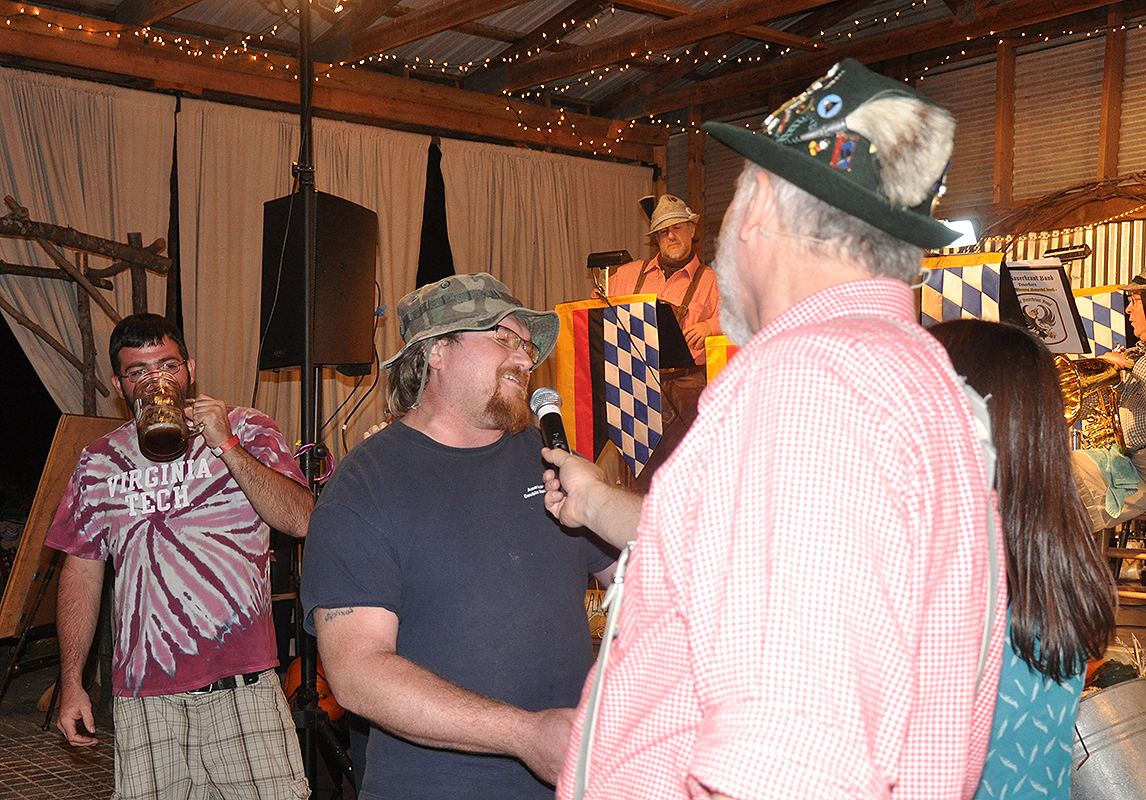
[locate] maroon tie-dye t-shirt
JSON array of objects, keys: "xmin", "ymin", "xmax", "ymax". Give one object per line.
[{"xmin": 46, "ymin": 406, "xmax": 306, "ymax": 697}]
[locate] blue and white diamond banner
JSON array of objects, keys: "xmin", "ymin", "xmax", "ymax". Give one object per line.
[
  {"xmin": 603, "ymin": 298, "xmax": 663, "ymax": 478},
  {"xmin": 1073, "ymin": 286, "xmax": 1126, "ymax": 356},
  {"xmin": 920, "ymin": 253, "xmax": 1005, "ymax": 326}
]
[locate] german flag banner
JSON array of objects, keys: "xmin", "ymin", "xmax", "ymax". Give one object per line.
[{"xmin": 554, "ymin": 294, "xmax": 663, "ymax": 477}]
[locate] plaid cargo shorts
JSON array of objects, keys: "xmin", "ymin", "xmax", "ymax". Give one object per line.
[{"xmin": 111, "ymin": 670, "xmax": 310, "ymax": 800}]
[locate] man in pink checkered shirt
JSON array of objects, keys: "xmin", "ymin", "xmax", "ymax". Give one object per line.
[{"xmin": 543, "ymin": 59, "xmax": 1007, "ymax": 800}]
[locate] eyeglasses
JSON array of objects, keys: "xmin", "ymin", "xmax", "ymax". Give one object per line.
[
  {"xmin": 489, "ymin": 325, "xmax": 539, "ymax": 366},
  {"xmin": 1129, "ymin": 292, "xmax": 1144, "ymax": 308},
  {"xmin": 118, "ymin": 358, "xmax": 188, "ymax": 382}
]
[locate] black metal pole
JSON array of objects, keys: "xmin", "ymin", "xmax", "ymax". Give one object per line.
[{"xmin": 296, "ymin": 0, "xmax": 320, "ymax": 786}]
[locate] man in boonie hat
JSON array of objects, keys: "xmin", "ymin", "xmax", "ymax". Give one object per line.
[
  {"xmin": 541, "ymin": 59, "xmax": 1006, "ymax": 800},
  {"xmin": 608, "ymin": 194, "xmax": 722, "ymax": 365},
  {"xmin": 302, "ymin": 272, "xmax": 615, "ymax": 800},
  {"xmin": 1073, "ymin": 271, "xmax": 1146, "ymax": 530},
  {"xmin": 379, "ymin": 271, "xmax": 559, "ymax": 419}
]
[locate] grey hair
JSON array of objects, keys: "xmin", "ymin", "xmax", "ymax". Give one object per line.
[
  {"xmin": 731, "ymin": 160, "xmax": 925, "ymax": 284},
  {"xmin": 385, "ymin": 333, "xmax": 460, "ymax": 417}
]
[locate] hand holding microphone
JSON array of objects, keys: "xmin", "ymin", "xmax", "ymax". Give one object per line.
[
  {"xmin": 530, "ymin": 388, "xmax": 570, "ymax": 454},
  {"xmin": 531, "ymin": 389, "xmax": 643, "ymax": 546}
]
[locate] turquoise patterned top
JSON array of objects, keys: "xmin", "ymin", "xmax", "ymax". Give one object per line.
[{"xmin": 974, "ymin": 612, "xmax": 1084, "ymax": 800}]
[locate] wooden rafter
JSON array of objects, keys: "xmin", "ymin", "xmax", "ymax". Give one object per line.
[
  {"xmin": 318, "ymin": 2, "xmax": 529, "ymax": 63},
  {"xmin": 114, "ymin": 0, "xmax": 201, "ymax": 26},
  {"xmin": 0, "ymin": 8, "xmax": 667, "ymax": 163},
  {"xmin": 645, "ymin": 0, "xmax": 1116, "ymax": 118},
  {"xmin": 612, "ymin": 0, "xmax": 819, "ymax": 50},
  {"xmin": 489, "ymin": 0, "xmax": 606, "ymax": 67},
  {"xmin": 462, "ymin": 0, "xmax": 608, "ymax": 94},
  {"xmin": 593, "ymin": 0, "xmax": 862, "ymax": 117},
  {"xmin": 595, "ymin": 31, "xmax": 743, "ymax": 116},
  {"xmin": 314, "ymin": 0, "xmax": 403, "ymax": 48},
  {"xmin": 344, "ymin": 0, "xmax": 534, "ymax": 65},
  {"xmin": 504, "ymin": 0, "xmax": 832, "ymax": 93}
]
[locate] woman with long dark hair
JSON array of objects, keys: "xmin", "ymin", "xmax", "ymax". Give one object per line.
[{"xmin": 930, "ymin": 318, "xmax": 1116, "ymax": 799}]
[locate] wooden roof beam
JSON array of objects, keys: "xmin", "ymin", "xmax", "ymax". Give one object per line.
[
  {"xmin": 463, "ymin": 1, "xmax": 620, "ymax": 94},
  {"xmin": 611, "ymin": 0, "xmax": 823, "ymax": 49},
  {"xmin": 486, "ymin": 0, "xmax": 607, "ymax": 67},
  {"xmin": 505, "ymin": 0, "xmax": 835, "ymax": 93},
  {"xmin": 343, "ymin": 0, "xmax": 533, "ymax": 65},
  {"xmin": 114, "ymin": 0, "xmax": 201, "ymax": 26},
  {"xmin": 646, "ymin": 0, "xmax": 1118, "ymax": 118},
  {"xmin": 314, "ymin": 0, "xmax": 402, "ymax": 48},
  {"xmin": 316, "ymin": 1, "xmax": 524, "ymax": 63},
  {"xmin": 0, "ymin": 8, "xmax": 667, "ymax": 163},
  {"xmin": 594, "ymin": 32, "xmax": 742, "ymax": 116},
  {"xmin": 594, "ymin": 0, "xmax": 862, "ymax": 117}
]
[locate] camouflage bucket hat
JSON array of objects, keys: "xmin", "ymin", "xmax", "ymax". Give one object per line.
[{"xmin": 381, "ymin": 272, "xmax": 560, "ymax": 370}]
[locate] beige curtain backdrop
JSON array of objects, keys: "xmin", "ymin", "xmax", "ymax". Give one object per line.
[
  {"xmin": 0, "ymin": 67, "xmax": 174, "ymax": 416},
  {"xmin": 438, "ymin": 137, "xmax": 653, "ymax": 388},
  {"xmin": 0, "ymin": 72, "xmax": 654, "ymax": 456},
  {"xmin": 176, "ymin": 99, "xmax": 429, "ymax": 457}
]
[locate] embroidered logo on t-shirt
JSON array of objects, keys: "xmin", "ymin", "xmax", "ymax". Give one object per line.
[{"xmin": 523, "ymin": 483, "xmax": 545, "ymax": 499}]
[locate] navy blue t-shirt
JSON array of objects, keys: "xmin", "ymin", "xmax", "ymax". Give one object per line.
[{"xmin": 302, "ymin": 421, "xmax": 614, "ymax": 799}]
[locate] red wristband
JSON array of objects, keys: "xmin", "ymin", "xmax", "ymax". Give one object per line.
[{"xmin": 210, "ymin": 434, "xmax": 240, "ymax": 457}]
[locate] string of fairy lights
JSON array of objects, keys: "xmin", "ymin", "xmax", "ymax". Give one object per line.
[
  {"xmin": 5, "ymin": 0, "xmax": 1146, "ymax": 149},
  {"xmin": 998, "ymin": 205, "xmax": 1146, "ymax": 244}
]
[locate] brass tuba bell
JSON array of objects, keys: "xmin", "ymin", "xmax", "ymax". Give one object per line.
[{"xmin": 1055, "ymin": 355, "xmax": 1125, "ymax": 450}]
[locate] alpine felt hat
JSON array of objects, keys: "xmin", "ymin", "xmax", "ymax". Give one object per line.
[
  {"xmin": 702, "ymin": 58, "xmax": 959, "ymax": 249},
  {"xmin": 642, "ymin": 194, "xmax": 700, "ymax": 235},
  {"xmin": 381, "ymin": 272, "xmax": 559, "ymax": 370}
]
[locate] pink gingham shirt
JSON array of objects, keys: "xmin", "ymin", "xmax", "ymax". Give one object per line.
[{"xmin": 558, "ymin": 278, "xmax": 1006, "ymax": 800}]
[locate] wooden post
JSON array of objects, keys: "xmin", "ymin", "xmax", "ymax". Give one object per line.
[
  {"xmin": 1098, "ymin": 8, "xmax": 1126, "ymax": 180},
  {"xmin": 994, "ymin": 39, "xmax": 1015, "ymax": 204},
  {"xmin": 127, "ymin": 233, "xmax": 147, "ymax": 314},
  {"xmin": 77, "ymin": 253, "xmax": 96, "ymax": 416},
  {"xmin": 688, "ymin": 106, "xmax": 706, "ymax": 262}
]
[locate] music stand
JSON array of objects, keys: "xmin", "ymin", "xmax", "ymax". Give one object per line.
[{"xmin": 655, "ymin": 301, "xmax": 694, "ymax": 371}]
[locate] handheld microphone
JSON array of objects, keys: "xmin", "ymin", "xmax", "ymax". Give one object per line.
[{"xmin": 530, "ymin": 388, "xmax": 570, "ymax": 453}]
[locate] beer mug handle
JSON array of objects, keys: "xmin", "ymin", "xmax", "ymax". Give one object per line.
[{"xmin": 185, "ymin": 402, "xmax": 205, "ymax": 437}]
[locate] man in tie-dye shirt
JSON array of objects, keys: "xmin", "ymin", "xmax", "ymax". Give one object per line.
[{"xmin": 46, "ymin": 313, "xmax": 314, "ymax": 800}]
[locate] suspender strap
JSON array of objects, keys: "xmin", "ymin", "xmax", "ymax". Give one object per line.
[
  {"xmin": 678, "ymin": 263, "xmax": 708, "ymax": 310},
  {"xmin": 631, "ymin": 259, "xmax": 653, "ymax": 294}
]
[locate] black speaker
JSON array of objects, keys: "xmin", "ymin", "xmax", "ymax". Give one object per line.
[{"xmin": 259, "ymin": 192, "xmax": 378, "ymax": 371}]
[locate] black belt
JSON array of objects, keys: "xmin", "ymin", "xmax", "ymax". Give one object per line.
[
  {"xmin": 187, "ymin": 672, "xmax": 262, "ymax": 695},
  {"xmin": 662, "ymin": 364, "xmax": 706, "ymax": 379}
]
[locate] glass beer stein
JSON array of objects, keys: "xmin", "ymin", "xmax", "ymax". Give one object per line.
[{"xmin": 132, "ymin": 371, "xmax": 197, "ymax": 462}]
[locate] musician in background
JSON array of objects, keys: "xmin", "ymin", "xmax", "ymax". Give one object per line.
[
  {"xmin": 609, "ymin": 194, "xmax": 722, "ymax": 364},
  {"xmin": 606, "ymin": 194, "xmax": 722, "ymax": 488},
  {"xmin": 1073, "ymin": 273, "xmax": 1146, "ymax": 531}
]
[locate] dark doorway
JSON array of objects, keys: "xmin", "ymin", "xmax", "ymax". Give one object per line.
[{"xmin": 0, "ymin": 321, "xmax": 61, "ymax": 502}]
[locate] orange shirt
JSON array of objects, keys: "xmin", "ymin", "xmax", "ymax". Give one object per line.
[{"xmin": 608, "ymin": 255, "xmax": 721, "ymax": 364}]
